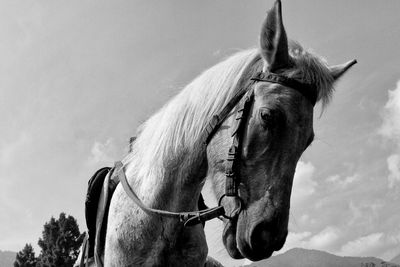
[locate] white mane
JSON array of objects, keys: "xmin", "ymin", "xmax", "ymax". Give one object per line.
[{"xmin": 123, "ymin": 49, "xmax": 258, "ymax": 182}]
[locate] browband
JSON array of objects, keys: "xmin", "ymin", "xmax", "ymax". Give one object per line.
[{"xmin": 251, "ymin": 72, "xmax": 317, "ymax": 106}]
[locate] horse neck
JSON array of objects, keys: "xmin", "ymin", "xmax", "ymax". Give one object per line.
[
  {"xmin": 107, "ymin": 146, "xmax": 209, "ymax": 266},
  {"xmin": 129, "ymin": 143, "xmax": 207, "ymax": 214}
]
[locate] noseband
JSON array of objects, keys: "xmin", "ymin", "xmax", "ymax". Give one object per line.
[{"xmin": 115, "ymin": 70, "xmax": 317, "ymax": 226}]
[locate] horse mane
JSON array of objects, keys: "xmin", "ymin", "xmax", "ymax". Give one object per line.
[
  {"xmin": 284, "ymin": 41, "xmax": 335, "ymax": 109},
  {"xmin": 123, "ymin": 42, "xmax": 334, "ymax": 181}
]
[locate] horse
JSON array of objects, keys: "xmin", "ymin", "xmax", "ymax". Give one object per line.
[{"xmin": 84, "ymin": 1, "xmax": 356, "ymax": 266}]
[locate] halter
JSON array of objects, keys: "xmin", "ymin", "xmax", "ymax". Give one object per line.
[{"xmin": 114, "ymin": 70, "xmax": 317, "ymax": 226}]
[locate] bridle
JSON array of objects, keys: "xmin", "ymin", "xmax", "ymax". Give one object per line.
[{"xmin": 113, "ymin": 69, "xmax": 317, "ymax": 226}]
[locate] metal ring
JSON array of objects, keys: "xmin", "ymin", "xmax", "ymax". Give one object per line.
[{"xmin": 218, "ymin": 194, "xmax": 243, "ymax": 220}]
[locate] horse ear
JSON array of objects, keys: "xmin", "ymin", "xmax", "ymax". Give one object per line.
[
  {"xmin": 329, "ymin": 59, "xmax": 357, "ymax": 80},
  {"xmin": 260, "ymin": 0, "xmax": 289, "ymax": 72}
]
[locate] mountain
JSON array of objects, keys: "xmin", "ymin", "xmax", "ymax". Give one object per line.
[
  {"xmin": 0, "ymin": 250, "xmax": 16, "ymax": 267},
  {"xmin": 246, "ymin": 248, "xmax": 400, "ymax": 267},
  {"xmin": 391, "ymin": 253, "xmax": 400, "ymax": 264}
]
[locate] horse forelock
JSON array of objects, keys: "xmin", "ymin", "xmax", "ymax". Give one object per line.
[
  {"xmin": 284, "ymin": 41, "xmax": 335, "ymax": 109},
  {"xmin": 123, "ymin": 44, "xmax": 333, "ymax": 181}
]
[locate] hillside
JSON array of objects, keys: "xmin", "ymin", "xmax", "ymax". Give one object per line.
[
  {"xmin": 391, "ymin": 253, "xmax": 400, "ymax": 265},
  {"xmin": 0, "ymin": 250, "xmax": 15, "ymax": 267},
  {"xmin": 247, "ymin": 248, "xmax": 400, "ymax": 267}
]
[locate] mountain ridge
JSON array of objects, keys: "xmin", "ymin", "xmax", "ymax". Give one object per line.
[
  {"xmin": 391, "ymin": 253, "xmax": 400, "ymax": 264},
  {"xmin": 246, "ymin": 248, "xmax": 400, "ymax": 267}
]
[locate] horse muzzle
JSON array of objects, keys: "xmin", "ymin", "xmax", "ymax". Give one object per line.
[{"xmin": 222, "ymin": 202, "xmax": 289, "ymax": 261}]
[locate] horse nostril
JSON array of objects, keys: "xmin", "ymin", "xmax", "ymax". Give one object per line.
[{"xmin": 250, "ymin": 222, "xmax": 273, "ymax": 250}]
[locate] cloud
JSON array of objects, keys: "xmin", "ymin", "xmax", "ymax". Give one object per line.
[
  {"xmin": 292, "ymin": 161, "xmax": 317, "ymax": 203},
  {"xmin": 379, "ymin": 80, "xmax": 400, "ymax": 143},
  {"xmin": 308, "ymin": 226, "xmax": 341, "ymax": 250},
  {"xmin": 387, "ymin": 154, "xmax": 400, "ymax": 188},
  {"xmin": 326, "ymin": 174, "xmax": 359, "ymax": 188},
  {"xmin": 283, "ymin": 228, "xmax": 400, "ymax": 261},
  {"xmin": 326, "ymin": 174, "xmax": 340, "ymax": 183},
  {"xmin": 281, "ymin": 231, "xmax": 312, "ymax": 252},
  {"xmin": 339, "ymin": 232, "xmax": 400, "ymax": 259},
  {"xmin": 281, "ymin": 227, "xmax": 340, "ymax": 253},
  {"xmin": 340, "ymin": 232, "xmax": 384, "ymax": 256},
  {"xmin": 87, "ymin": 138, "xmax": 117, "ymax": 165},
  {"xmin": 379, "ymin": 80, "xmax": 400, "ymax": 188},
  {"xmin": 348, "ymin": 201, "xmax": 363, "ymax": 225}
]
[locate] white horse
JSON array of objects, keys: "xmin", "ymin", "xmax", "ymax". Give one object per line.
[{"xmin": 78, "ymin": 1, "xmax": 356, "ymax": 266}]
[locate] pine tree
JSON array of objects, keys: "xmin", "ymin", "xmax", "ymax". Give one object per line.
[
  {"xmin": 14, "ymin": 243, "xmax": 37, "ymax": 267},
  {"xmin": 36, "ymin": 213, "xmax": 84, "ymax": 267}
]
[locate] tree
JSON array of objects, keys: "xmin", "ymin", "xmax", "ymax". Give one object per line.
[
  {"xmin": 14, "ymin": 243, "xmax": 37, "ymax": 267},
  {"xmin": 36, "ymin": 213, "xmax": 84, "ymax": 267}
]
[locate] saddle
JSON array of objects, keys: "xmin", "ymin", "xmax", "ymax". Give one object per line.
[
  {"xmin": 85, "ymin": 167, "xmax": 113, "ymax": 259},
  {"xmin": 81, "ymin": 166, "xmax": 209, "ymax": 266}
]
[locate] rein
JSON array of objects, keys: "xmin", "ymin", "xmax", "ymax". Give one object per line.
[
  {"xmin": 114, "ymin": 161, "xmax": 225, "ymax": 227},
  {"xmin": 115, "ymin": 70, "xmax": 317, "ymax": 226}
]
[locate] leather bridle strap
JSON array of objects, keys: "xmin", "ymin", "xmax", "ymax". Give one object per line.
[
  {"xmin": 201, "ymin": 89, "xmax": 250, "ymax": 145},
  {"xmin": 114, "ymin": 161, "xmax": 225, "ymax": 227},
  {"xmin": 251, "ymin": 72, "xmax": 317, "ymax": 106},
  {"xmin": 225, "ymin": 89, "xmax": 254, "ymax": 196}
]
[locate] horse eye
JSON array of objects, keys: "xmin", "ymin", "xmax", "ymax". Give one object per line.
[
  {"xmin": 259, "ymin": 108, "xmax": 283, "ymax": 128},
  {"xmin": 260, "ymin": 109, "xmax": 272, "ymax": 123}
]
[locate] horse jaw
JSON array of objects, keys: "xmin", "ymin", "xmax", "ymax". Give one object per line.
[{"xmin": 222, "ymin": 219, "xmax": 244, "ymax": 259}]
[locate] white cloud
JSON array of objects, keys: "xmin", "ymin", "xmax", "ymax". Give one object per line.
[
  {"xmin": 339, "ymin": 232, "xmax": 400, "ymax": 259},
  {"xmin": 342, "ymin": 174, "xmax": 359, "ymax": 186},
  {"xmin": 88, "ymin": 138, "xmax": 116, "ymax": 165},
  {"xmin": 281, "ymin": 227, "xmax": 340, "ymax": 253},
  {"xmin": 326, "ymin": 174, "xmax": 359, "ymax": 188},
  {"xmin": 379, "ymin": 80, "xmax": 400, "ymax": 189},
  {"xmin": 348, "ymin": 201, "xmax": 363, "ymax": 225},
  {"xmin": 287, "ymin": 231, "xmax": 312, "ymax": 246},
  {"xmin": 379, "ymin": 80, "xmax": 400, "ymax": 143},
  {"xmin": 292, "ymin": 161, "xmax": 317, "ymax": 203},
  {"xmin": 339, "ymin": 232, "xmax": 384, "ymax": 257},
  {"xmin": 308, "ymin": 226, "xmax": 341, "ymax": 250},
  {"xmin": 326, "ymin": 174, "xmax": 340, "ymax": 183},
  {"xmin": 387, "ymin": 154, "xmax": 400, "ymax": 188}
]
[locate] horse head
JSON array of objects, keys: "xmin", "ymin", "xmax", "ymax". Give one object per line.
[{"xmin": 206, "ymin": 0, "xmax": 356, "ymax": 261}]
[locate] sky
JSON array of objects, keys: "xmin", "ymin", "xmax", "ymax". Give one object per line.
[{"xmin": 0, "ymin": 0, "xmax": 399, "ymax": 266}]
